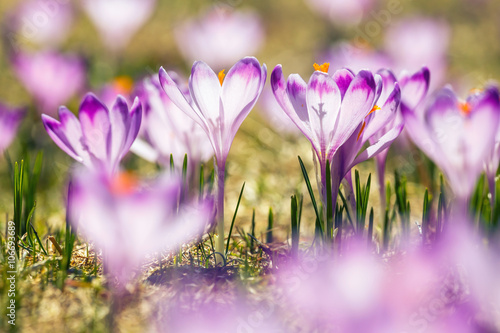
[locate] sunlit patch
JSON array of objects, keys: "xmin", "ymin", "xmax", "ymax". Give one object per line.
[
  {"xmin": 110, "ymin": 172, "xmax": 139, "ymax": 195},
  {"xmin": 357, "ymin": 121, "xmax": 366, "ymax": 141},
  {"xmin": 459, "ymin": 102, "xmax": 472, "ymax": 116},
  {"xmin": 469, "ymin": 88, "xmax": 484, "ymax": 95},
  {"xmin": 313, "ymin": 63, "xmax": 330, "ymax": 73},
  {"xmin": 218, "ymin": 69, "xmax": 226, "ymax": 86},
  {"xmin": 367, "ymin": 105, "xmax": 380, "ymax": 117},
  {"xmin": 113, "ymin": 76, "xmax": 134, "ymax": 95}
]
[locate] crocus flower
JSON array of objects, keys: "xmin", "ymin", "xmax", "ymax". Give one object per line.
[
  {"xmin": 7, "ymin": 0, "xmax": 74, "ymax": 47},
  {"xmin": 131, "ymin": 74, "xmax": 213, "ymax": 171},
  {"xmin": 370, "ymin": 67, "xmax": 430, "ymax": 210},
  {"xmin": 12, "ymin": 50, "xmax": 86, "ymax": 115},
  {"xmin": 402, "ymin": 84, "xmax": 500, "ymax": 207},
  {"xmin": 385, "ymin": 17, "xmax": 450, "ymax": 91},
  {"xmin": 70, "ymin": 168, "xmax": 214, "ymax": 288},
  {"xmin": 82, "ymin": 0, "xmax": 156, "ymax": 51},
  {"xmin": 485, "ymin": 124, "xmax": 500, "ymax": 206},
  {"xmin": 0, "ymin": 103, "xmax": 26, "ymax": 154},
  {"xmin": 305, "ymin": 0, "xmax": 377, "ymax": 25},
  {"xmin": 41, "ymin": 93, "xmax": 142, "ymax": 175},
  {"xmin": 174, "ymin": 8, "xmax": 264, "ymax": 69},
  {"xmin": 159, "ymin": 57, "xmax": 267, "ymax": 260},
  {"xmin": 271, "ymin": 63, "xmax": 383, "ymax": 220}
]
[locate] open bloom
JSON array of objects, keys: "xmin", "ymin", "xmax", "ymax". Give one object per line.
[
  {"xmin": 82, "ymin": 0, "xmax": 156, "ymax": 51},
  {"xmin": 12, "ymin": 50, "xmax": 86, "ymax": 115},
  {"xmin": 7, "ymin": 0, "xmax": 74, "ymax": 47},
  {"xmin": 402, "ymin": 85, "xmax": 500, "ymax": 203},
  {"xmin": 159, "ymin": 57, "xmax": 266, "ymax": 259},
  {"xmin": 175, "ymin": 8, "xmax": 264, "ymax": 69},
  {"xmin": 132, "ymin": 74, "xmax": 213, "ymax": 170},
  {"xmin": 0, "ymin": 103, "xmax": 26, "ymax": 154},
  {"xmin": 271, "ymin": 64, "xmax": 384, "ymax": 201},
  {"xmin": 70, "ymin": 169, "xmax": 214, "ymax": 287},
  {"xmin": 42, "ymin": 93, "xmax": 141, "ymax": 174}
]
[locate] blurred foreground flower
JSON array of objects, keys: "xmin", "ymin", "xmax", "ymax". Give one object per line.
[
  {"xmin": 305, "ymin": 0, "xmax": 377, "ymax": 25},
  {"xmin": 12, "ymin": 50, "xmax": 86, "ymax": 115},
  {"xmin": 175, "ymin": 8, "xmax": 264, "ymax": 69},
  {"xmin": 278, "ymin": 221, "xmax": 500, "ymax": 332},
  {"xmin": 42, "ymin": 93, "xmax": 141, "ymax": 174},
  {"xmin": 0, "ymin": 104, "xmax": 26, "ymax": 154},
  {"xmin": 7, "ymin": 0, "xmax": 74, "ymax": 48},
  {"xmin": 70, "ymin": 169, "xmax": 214, "ymax": 287},
  {"xmin": 159, "ymin": 57, "xmax": 266, "ymax": 260},
  {"xmin": 131, "ymin": 74, "xmax": 213, "ymax": 171},
  {"xmin": 82, "ymin": 0, "xmax": 156, "ymax": 51},
  {"xmin": 402, "ymin": 85, "xmax": 500, "ymax": 205}
]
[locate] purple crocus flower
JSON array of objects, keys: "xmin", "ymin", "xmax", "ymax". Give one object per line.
[
  {"xmin": 175, "ymin": 8, "xmax": 264, "ymax": 69},
  {"xmin": 0, "ymin": 103, "xmax": 26, "ymax": 154},
  {"xmin": 70, "ymin": 168, "xmax": 214, "ymax": 288},
  {"xmin": 271, "ymin": 63, "xmax": 386, "ymax": 215},
  {"xmin": 131, "ymin": 74, "xmax": 213, "ymax": 171},
  {"xmin": 159, "ymin": 57, "xmax": 267, "ymax": 260},
  {"xmin": 370, "ymin": 67, "xmax": 430, "ymax": 210},
  {"xmin": 402, "ymin": 85, "xmax": 500, "ymax": 207},
  {"xmin": 82, "ymin": 0, "xmax": 156, "ymax": 51},
  {"xmin": 41, "ymin": 93, "xmax": 142, "ymax": 175},
  {"xmin": 12, "ymin": 50, "xmax": 86, "ymax": 115}
]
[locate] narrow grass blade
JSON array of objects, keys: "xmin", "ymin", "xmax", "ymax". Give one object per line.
[
  {"xmin": 297, "ymin": 156, "xmax": 323, "ymax": 234},
  {"xmin": 267, "ymin": 207, "xmax": 273, "ymax": 244},
  {"xmin": 225, "ymin": 182, "xmax": 245, "ymax": 255}
]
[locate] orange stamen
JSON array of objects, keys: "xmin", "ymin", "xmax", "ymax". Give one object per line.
[
  {"xmin": 110, "ymin": 172, "xmax": 138, "ymax": 195},
  {"xmin": 313, "ymin": 63, "xmax": 330, "ymax": 73},
  {"xmin": 459, "ymin": 102, "xmax": 472, "ymax": 116},
  {"xmin": 218, "ymin": 69, "xmax": 226, "ymax": 86},
  {"xmin": 113, "ymin": 76, "xmax": 134, "ymax": 95},
  {"xmin": 367, "ymin": 105, "xmax": 381, "ymax": 117},
  {"xmin": 357, "ymin": 121, "xmax": 366, "ymax": 141}
]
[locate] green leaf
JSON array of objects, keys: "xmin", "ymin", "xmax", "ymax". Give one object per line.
[{"xmin": 225, "ymin": 182, "xmax": 245, "ymax": 255}]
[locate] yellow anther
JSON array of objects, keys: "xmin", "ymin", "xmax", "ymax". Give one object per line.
[
  {"xmin": 218, "ymin": 69, "xmax": 226, "ymax": 86},
  {"xmin": 357, "ymin": 121, "xmax": 366, "ymax": 141},
  {"xmin": 313, "ymin": 63, "xmax": 330, "ymax": 73},
  {"xmin": 367, "ymin": 105, "xmax": 381, "ymax": 117}
]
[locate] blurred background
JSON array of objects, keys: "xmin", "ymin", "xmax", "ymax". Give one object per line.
[{"xmin": 0, "ymin": 0, "xmax": 499, "ymax": 240}]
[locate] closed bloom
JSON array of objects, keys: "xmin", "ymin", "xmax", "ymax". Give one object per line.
[
  {"xmin": 175, "ymin": 9, "xmax": 264, "ymax": 69},
  {"xmin": 402, "ymin": 85, "xmax": 500, "ymax": 202},
  {"xmin": 0, "ymin": 103, "xmax": 26, "ymax": 154},
  {"xmin": 82, "ymin": 0, "xmax": 156, "ymax": 51},
  {"xmin": 12, "ymin": 50, "xmax": 86, "ymax": 115},
  {"xmin": 42, "ymin": 93, "xmax": 141, "ymax": 174},
  {"xmin": 159, "ymin": 57, "xmax": 266, "ymax": 260},
  {"xmin": 70, "ymin": 169, "xmax": 214, "ymax": 287},
  {"xmin": 132, "ymin": 74, "xmax": 213, "ymax": 170}
]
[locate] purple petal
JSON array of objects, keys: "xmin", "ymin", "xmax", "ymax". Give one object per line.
[
  {"xmin": 79, "ymin": 93, "xmax": 111, "ymax": 163},
  {"xmin": 350, "ymin": 123, "xmax": 404, "ymax": 168},
  {"xmin": 362, "ymin": 83, "xmax": 401, "ymax": 142},
  {"xmin": 376, "ymin": 69, "xmax": 397, "ymax": 104},
  {"xmin": 331, "ymin": 70, "xmax": 377, "ymax": 152},
  {"xmin": 221, "ymin": 57, "xmax": 265, "ymax": 140},
  {"xmin": 42, "ymin": 107, "xmax": 89, "ymax": 164},
  {"xmin": 159, "ymin": 67, "xmax": 209, "ymax": 133},
  {"xmin": 189, "ymin": 61, "xmax": 221, "ymax": 123},
  {"xmin": 400, "ymin": 67, "xmax": 430, "ymax": 111},
  {"xmin": 271, "ymin": 65, "xmax": 313, "ymax": 139},
  {"xmin": 332, "ymin": 69, "xmax": 354, "ymax": 100},
  {"xmin": 401, "ymin": 104, "xmax": 439, "ymax": 162},
  {"xmin": 108, "ymin": 95, "xmax": 130, "ymax": 165},
  {"xmin": 123, "ymin": 97, "xmax": 142, "ymax": 157},
  {"xmin": 306, "ymin": 71, "xmax": 342, "ymax": 156}
]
